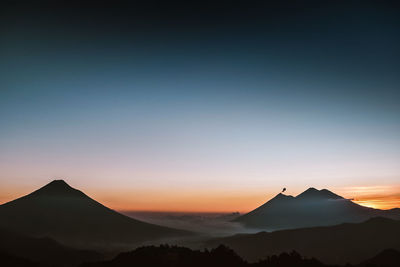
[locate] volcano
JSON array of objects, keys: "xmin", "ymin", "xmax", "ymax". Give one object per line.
[
  {"xmin": 234, "ymin": 187, "xmax": 400, "ymax": 230},
  {"xmin": 0, "ymin": 180, "xmax": 189, "ymax": 249}
]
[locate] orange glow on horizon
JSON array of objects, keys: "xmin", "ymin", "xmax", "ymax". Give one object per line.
[
  {"xmin": 1, "ymin": 183, "xmax": 399, "ymax": 213},
  {"xmin": 90, "ymin": 184, "xmax": 400, "ymax": 212},
  {"xmin": 352, "ymin": 196, "xmax": 400, "ymax": 210},
  {"xmin": 78, "ymin": 185, "xmax": 400, "ymax": 212},
  {"xmin": 90, "ymin": 189, "xmax": 269, "ymax": 213},
  {"xmin": 337, "ymin": 185, "xmax": 400, "ymax": 210}
]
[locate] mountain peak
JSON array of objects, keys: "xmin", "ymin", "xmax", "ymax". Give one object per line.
[
  {"xmin": 304, "ymin": 187, "xmax": 319, "ymax": 194},
  {"xmin": 276, "ymin": 193, "xmax": 289, "ymax": 198},
  {"xmin": 47, "ymin": 179, "xmax": 70, "ymax": 187},
  {"xmin": 31, "ymin": 179, "xmax": 84, "ymax": 197},
  {"xmin": 269, "ymin": 193, "xmax": 294, "ymax": 203},
  {"xmin": 296, "ymin": 187, "xmax": 342, "ymax": 200},
  {"xmin": 44, "ymin": 179, "xmax": 73, "ymax": 190}
]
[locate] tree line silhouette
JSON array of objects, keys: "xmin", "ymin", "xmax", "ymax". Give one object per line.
[{"xmin": 81, "ymin": 244, "xmax": 397, "ymax": 267}]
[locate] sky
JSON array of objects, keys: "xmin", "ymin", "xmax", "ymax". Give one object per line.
[{"xmin": 1, "ymin": 1, "xmax": 399, "ymax": 212}]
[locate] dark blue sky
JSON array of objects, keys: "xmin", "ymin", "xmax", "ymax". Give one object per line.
[{"xmin": 1, "ymin": 1, "xmax": 399, "ymax": 210}]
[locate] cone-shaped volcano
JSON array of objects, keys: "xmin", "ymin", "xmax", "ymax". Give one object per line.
[{"xmin": 0, "ymin": 180, "xmax": 189, "ymax": 249}]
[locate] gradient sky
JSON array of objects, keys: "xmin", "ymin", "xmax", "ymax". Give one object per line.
[{"xmin": 1, "ymin": 1, "xmax": 399, "ymax": 212}]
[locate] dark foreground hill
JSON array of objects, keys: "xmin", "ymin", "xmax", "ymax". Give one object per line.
[
  {"xmin": 0, "ymin": 227, "xmax": 103, "ymax": 266},
  {"xmin": 208, "ymin": 217, "xmax": 400, "ymax": 265},
  {"xmin": 80, "ymin": 244, "xmax": 400, "ymax": 267},
  {"xmin": 2, "ymin": 243, "xmax": 399, "ymax": 267},
  {"xmin": 81, "ymin": 245, "xmax": 326, "ymax": 267},
  {"xmin": 0, "ymin": 180, "xmax": 189, "ymax": 249},
  {"xmin": 235, "ymin": 188, "xmax": 400, "ymax": 230}
]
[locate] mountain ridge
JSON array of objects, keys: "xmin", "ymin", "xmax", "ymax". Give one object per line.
[
  {"xmin": 209, "ymin": 216, "xmax": 400, "ymax": 264},
  {"xmin": 234, "ymin": 187, "xmax": 400, "ymax": 230},
  {"xmin": 296, "ymin": 187, "xmax": 343, "ymax": 200}
]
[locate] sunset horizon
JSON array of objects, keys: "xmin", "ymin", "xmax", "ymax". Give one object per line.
[
  {"xmin": 1, "ymin": 1, "xmax": 400, "ymax": 266},
  {"xmin": 1, "ymin": 179, "xmax": 398, "ymax": 213}
]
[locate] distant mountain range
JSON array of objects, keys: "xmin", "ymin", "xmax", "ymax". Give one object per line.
[
  {"xmin": 0, "ymin": 180, "xmax": 189, "ymax": 249},
  {"xmin": 234, "ymin": 187, "xmax": 400, "ymax": 230},
  {"xmin": 208, "ymin": 217, "xmax": 400, "ymax": 265}
]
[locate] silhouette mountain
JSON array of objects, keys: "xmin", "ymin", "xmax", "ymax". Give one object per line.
[
  {"xmin": 296, "ymin": 188, "xmax": 342, "ymax": 200},
  {"xmin": 0, "ymin": 180, "xmax": 189, "ymax": 249},
  {"xmin": 234, "ymin": 187, "xmax": 400, "ymax": 230},
  {"xmin": 208, "ymin": 217, "xmax": 400, "ymax": 265}
]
